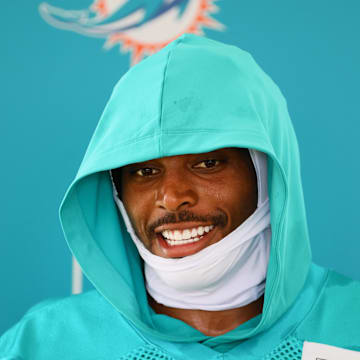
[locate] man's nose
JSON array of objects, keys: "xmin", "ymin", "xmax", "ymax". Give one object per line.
[{"xmin": 155, "ymin": 174, "xmax": 198, "ymax": 212}]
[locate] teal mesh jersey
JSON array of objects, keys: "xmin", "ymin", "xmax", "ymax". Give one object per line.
[{"xmin": 1, "ymin": 34, "xmax": 360, "ymax": 359}]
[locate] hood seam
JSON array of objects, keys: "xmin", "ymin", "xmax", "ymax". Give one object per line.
[{"xmin": 158, "ymin": 38, "xmax": 182, "ymax": 156}]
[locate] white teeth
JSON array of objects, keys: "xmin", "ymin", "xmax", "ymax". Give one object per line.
[
  {"xmin": 161, "ymin": 225, "xmax": 215, "ymax": 244},
  {"xmin": 166, "ymin": 237, "xmax": 202, "ymax": 246}
]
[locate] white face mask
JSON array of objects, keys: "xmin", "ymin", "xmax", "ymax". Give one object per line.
[{"xmin": 111, "ymin": 150, "xmax": 271, "ymax": 311}]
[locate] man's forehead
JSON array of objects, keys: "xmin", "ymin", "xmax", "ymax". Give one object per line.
[{"xmin": 122, "ymin": 147, "xmax": 249, "ymax": 167}]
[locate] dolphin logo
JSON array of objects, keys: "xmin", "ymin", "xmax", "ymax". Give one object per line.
[
  {"xmin": 39, "ymin": 0, "xmax": 191, "ymax": 36},
  {"xmin": 39, "ymin": 0, "xmax": 225, "ymax": 65}
]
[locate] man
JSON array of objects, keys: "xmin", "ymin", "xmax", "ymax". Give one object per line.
[{"xmin": 1, "ymin": 34, "xmax": 360, "ymax": 359}]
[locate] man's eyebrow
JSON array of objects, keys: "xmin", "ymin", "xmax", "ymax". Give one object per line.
[
  {"xmin": 122, "ymin": 161, "xmax": 158, "ymax": 170},
  {"xmin": 126, "ymin": 161, "xmax": 154, "ymax": 167}
]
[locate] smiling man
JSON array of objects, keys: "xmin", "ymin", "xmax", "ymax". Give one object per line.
[
  {"xmin": 113, "ymin": 148, "xmax": 258, "ymax": 258},
  {"xmin": 111, "ymin": 147, "xmax": 266, "ymax": 336},
  {"xmin": 1, "ymin": 34, "xmax": 360, "ymax": 359}
]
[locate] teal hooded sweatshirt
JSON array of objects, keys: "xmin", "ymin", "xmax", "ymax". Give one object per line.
[{"xmin": 1, "ymin": 34, "xmax": 360, "ymax": 360}]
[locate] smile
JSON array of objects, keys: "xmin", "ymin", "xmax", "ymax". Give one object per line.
[{"xmin": 161, "ymin": 225, "xmax": 215, "ymax": 246}]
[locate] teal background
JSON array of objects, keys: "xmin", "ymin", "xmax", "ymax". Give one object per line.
[{"xmin": 1, "ymin": 1, "xmax": 359, "ymax": 335}]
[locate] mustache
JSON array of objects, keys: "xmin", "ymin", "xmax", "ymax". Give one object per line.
[{"xmin": 146, "ymin": 210, "xmax": 228, "ymax": 238}]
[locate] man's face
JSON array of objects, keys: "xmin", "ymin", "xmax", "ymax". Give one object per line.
[{"xmin": 116, "ymin": 148, "xmax": 258, "ymax": 258}]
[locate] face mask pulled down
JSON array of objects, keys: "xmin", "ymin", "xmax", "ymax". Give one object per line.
[{"xmin": 111, "ymin": 150, "xmax": 271, "ymax": 311}]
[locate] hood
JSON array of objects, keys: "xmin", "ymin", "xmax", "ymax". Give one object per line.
[{"xmin": 59, "ymin": 34, "xmax": 311, "ymax": 342}]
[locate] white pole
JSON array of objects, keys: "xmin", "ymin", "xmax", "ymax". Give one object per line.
[{"xmin": 72, "ymin": 256, "xmax": 83, "ymax": 294}]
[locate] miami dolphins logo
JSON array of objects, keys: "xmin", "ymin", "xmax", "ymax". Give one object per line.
[{"xmin": 39, "ymin": 0, "xmax": 225, "ymax": 65}]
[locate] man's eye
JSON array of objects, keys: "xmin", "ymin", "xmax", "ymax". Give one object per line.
[
  {"xmin": 135, "ymin": 168, "xmax": 159, "ymax": 177},
  {"xmin": 193, "ymin": 159, "xmax": 220, "ymax": 169}
]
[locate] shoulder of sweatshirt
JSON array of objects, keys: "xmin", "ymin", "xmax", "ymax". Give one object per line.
[
  {"xmin": 0, "ymin": 290, "xmax": 147, "ymax": 360},
  {"xmin": 295, "ymin": 269, "xmax": 360, "ymax": 349}
]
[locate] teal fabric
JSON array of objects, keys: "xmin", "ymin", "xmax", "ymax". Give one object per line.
[
  {"xmin": 60, "ymin": 33, "xmax": 312, "ymax": 341},
  {"xmin": 1, "ymin": 34, "xmax": 360, "ymax": 359},
  {"xmin": 2, "ymin": 264, "xmax": 359, "ymax": 359},
  {"xmin": 295, "ymin": 271, "xmax": 360, "ymax": 350}
]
